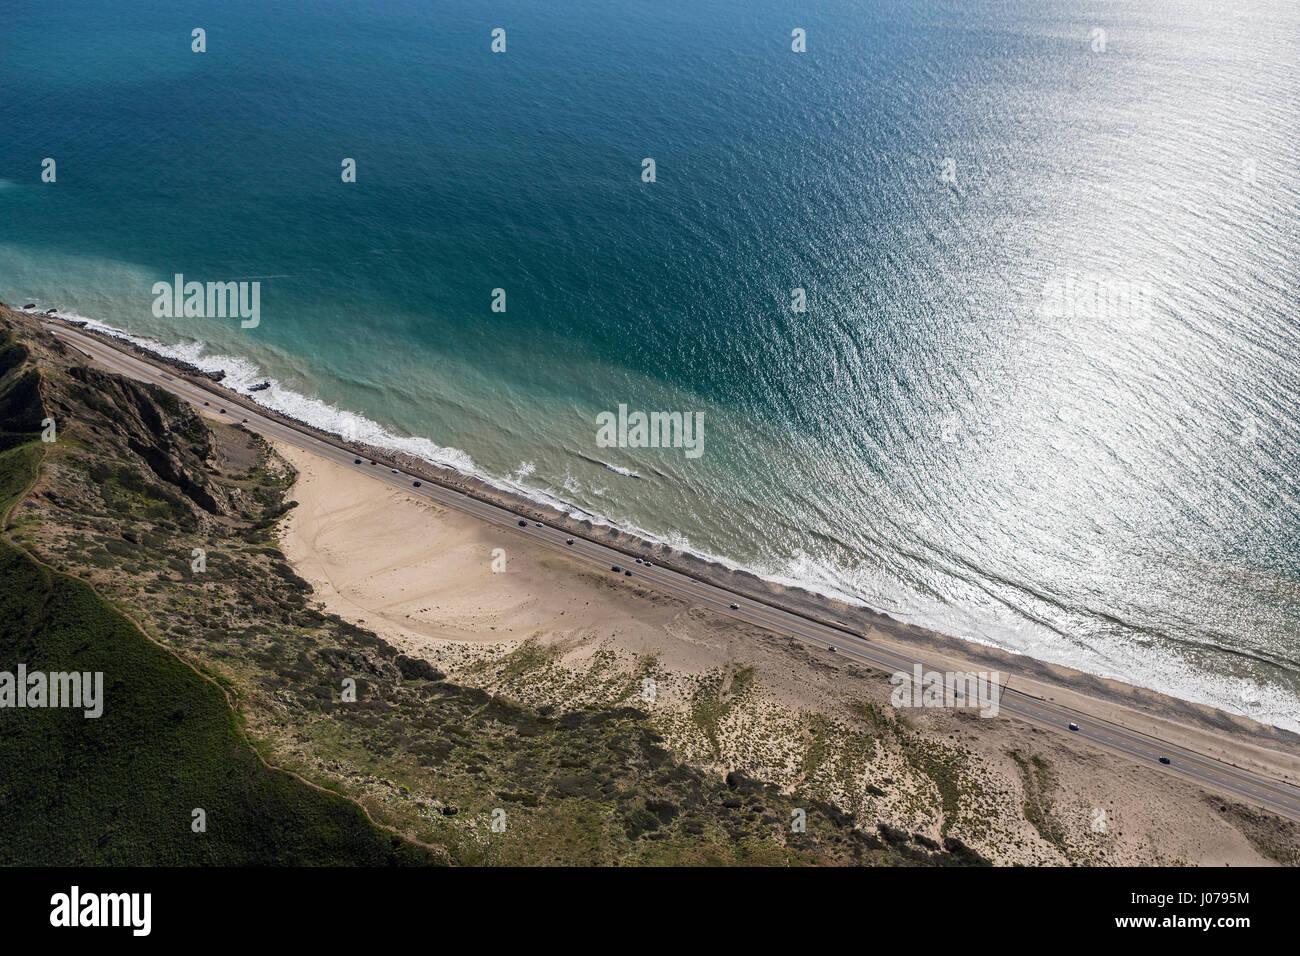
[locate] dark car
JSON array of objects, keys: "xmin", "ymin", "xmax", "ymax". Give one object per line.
[
  {"xmin": 565, "ymin": 538, "xmax": 574, "ymax": 545},
  {"xmin": 203, "ymin": 401, "xmax": 209, "ymax": 406},
  {"xmin": 412, "ymin": 480, "xmax": 421, "ymax": 487},
  {"xmin": 635, "ymin": 558, "xmax": 642, "ymax": 564},
  {"xmin": 241, "ymin": 418, "xmax": 248, "ymax": 423},
  {"xmin": 370, "ymin": 460, "xmax": 377, "ymax": 465},
  {"xmin": 729, "ymin": 603, "xmax": 739, "ymax": 610},
  {"xmin": 1158, "ymin": 756, "xmax": 1171, "ymax": 765},
  {"xmin": 644, "ymin": 561, "xmax": 653, "ymax": 567},
  {"xmin": 1068, "ymin": 723, "xmax": 1079, "ymax": 732},
  {"xmin": 218, "ymin": 408, "xmax": 226, "ymax": 414},
  {"xmin": 611, "ymin": 565, "xmax": 621, "ymax": 572},
  {"xmin": 518, "ymin": 520, "xmax": 528, "ymax": 527},
  {"xmin": 354, "ymin": 458, "xmax": 361, "ymax": 464},
  {"xmin": 624, "ymin": 570, "xmax": 632, "ymax": 576},
  {"xmin": 828, "ymin": 646, "xmax": 838, "ymax": 653}
]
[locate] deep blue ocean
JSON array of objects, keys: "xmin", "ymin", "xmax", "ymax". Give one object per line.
[{"xmin": 3, "ymin": 0, "xmax": 1298, "ymax": 729}]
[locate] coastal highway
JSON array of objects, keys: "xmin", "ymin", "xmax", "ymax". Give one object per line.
[{"xmin": 42, "ymin": 317, "xmax": 1300, "ymax": 824}]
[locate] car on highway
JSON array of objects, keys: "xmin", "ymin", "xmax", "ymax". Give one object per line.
[
  {"xmin": 241, "ymin": 418, "xmax": 248, "ymax": 423},
  {"xmin": 1068, "ymin": 723, "xmax": 1079, "ymax": 732},
  {"xmin": 565, "ymin": 538, "xmax": 574, "ymax": 545},
  {"xmin": 390, "ymin": 469, "xmax": 399, "ymax": 474},
  {"xmin": 412, "ymin": 480, "xmax": 421, "ymax": 487},
  {"xmin": 354, "ymin": 458, "xmax": 361, "ymax": 464},
  {"xmin": 218, "ymin": 409, "xmax": 226, "ymax": 414},
  {"xmin": 729, "ymin": 603, "xmax": 739, "ymax": 610},
  {"xmin": 535, "ymin": 522, "xmax": 543, "ymax": 528},
  {"xmin": 624, "ymin": 570, "xmax": 632, "ymax": 576},
  {"xmin": 1158, "ymin": 756, "xmax": 1171, "ymax": 765},
  {"xmin": 828, "ymin": 646, "xmax": 838, "ymax": 653},
  {"xmin": 611, "ymin": 565, "xmax": 621, "ymax": 572},
  {"xmin": 518, "ymin": 520, "xmax": 528, "ymax": 527},
  {"xmin": 635, "ymin": 558, "xmax": 642, "ymax": 564}
]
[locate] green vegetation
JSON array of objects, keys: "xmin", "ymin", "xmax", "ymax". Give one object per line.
[
  {"xmin": 0, "ymin": 310, "xmax": 990, "ymax": 865},
  {"xmin": 0, "ymin": 326, "xmax": 431, "ymax": 865},
  {"xmin": 689, "ymin": 665, "xmax": 754, "ymax": 757},
  {"xmin": 0, "ymin": 530, "xmax": 432, "ymax": 864},
  {"xmin": 1008, "ymin": 749, "xmax": 1067, "ymax": 855}
]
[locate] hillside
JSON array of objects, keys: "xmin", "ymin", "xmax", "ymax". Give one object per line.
[
  {"xmin": 0, "ymin": 307, "xmax": 972, "ymax": 865},
  {"xmin": 0, "ymin": 322, "xmax": 433, "ymax": 865}
]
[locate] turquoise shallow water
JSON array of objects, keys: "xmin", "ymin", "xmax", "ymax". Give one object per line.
[{"xmin": 3, "ymin": 0, "xmax": 1299, "ymax": 729}]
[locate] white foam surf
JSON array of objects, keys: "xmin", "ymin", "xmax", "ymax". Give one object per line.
[{"xmin": 26, "ymin": 308, "xmax": 1300, "ymax": 733}]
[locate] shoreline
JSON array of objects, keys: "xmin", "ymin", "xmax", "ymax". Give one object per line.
[
  {"xmin": 10, "ymin": 300, "xmax": 1300, "ymax": 863},
  {"xmin": 27, "ymin": 307, "xmax": 1300, "ymax": 753}
]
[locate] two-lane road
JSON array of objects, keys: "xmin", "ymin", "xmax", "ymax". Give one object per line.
[{"xmin": 41, "ymin": 317, "xmax": 1300, "ymax": 823}]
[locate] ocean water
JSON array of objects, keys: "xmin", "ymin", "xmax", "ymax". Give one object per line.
[{"xmin": 3, "ymin": 0, "xmax": 1299, "ymax": 730}]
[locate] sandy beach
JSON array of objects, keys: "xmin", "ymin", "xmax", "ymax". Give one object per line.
[
  {"xmin": 55, "ymin": 315, "xmax": 1300, "ymax": 765},
  {"xmin": 7, "ymin": 303, "xmax": 1300, "ymax": 864},
  {"xmin": 9, "ymin": 0, "xmax": 1300, "ymax": 900},
  {"xmin": 272, "ymin": 436, "xmax": 1300, "ymax": 864},
  {"xmin": 8, "ymin": 305, "xmax": 1297, "ymax": 865}
]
